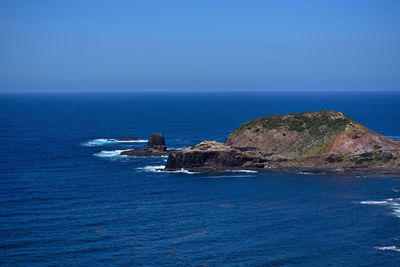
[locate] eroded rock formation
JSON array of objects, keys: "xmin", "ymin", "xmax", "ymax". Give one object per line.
[
  {"xmin": 120, "ymin": 133, "xmax": 168, "ymax": 157},
  {"xmin": 145, "ymin": 133, "xmax": 167, "ymax": 151}
]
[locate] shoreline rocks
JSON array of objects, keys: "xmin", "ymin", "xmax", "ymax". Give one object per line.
[{"xmin": 165, "ymin": 141, "xmax": 254, "ymax": 170}]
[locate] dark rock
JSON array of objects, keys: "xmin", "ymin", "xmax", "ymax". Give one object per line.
[
  {"xmin": 120, "ymin": 149, "xmax": 168, "ymax": 157},
  {"xmin": 381, "ymin": 152, "xmax": 394, "ymax": 161},
  {"xmin": 326, "ymin": 154, "xmax": 343, "ymax": 163},
  {"xmin": 145, "ymin": 133, "xmax": 166, "ymax": 151},
  {"xmin": 166, "ymin": 150, "xmax": 253, "ymax": 170},
  {"xmin": 251, "ymin": 163, "xmax": 265, "ymax": 168},
  {"xmin": 119, "ymin": 133, "xmax": 168, "ymax": 157},
  {"xmin": 165, "ymin": 141, "xmax": 254, "ymax": 170}
]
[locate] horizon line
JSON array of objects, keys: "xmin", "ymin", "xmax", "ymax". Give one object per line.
[{"xmin": 1, "ymin": 89, "xmax": 400, "ymax": 94}]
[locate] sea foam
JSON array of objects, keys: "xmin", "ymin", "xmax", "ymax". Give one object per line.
[
  {"xmin": 93, "ymin": 150, "xmax": 129, "ymax": 158},
  {"xmin": 136, "ymin": 165, "xmax": 166, "ymax": 172},
  {"xmin": 374, "ymin": 246, "xmax": 400, "ymax": 252},
  {"xmin": 358, "ymin": 198, "xmax": 400, "ymax": 218},
  {"xmin": 82, "ymin": 138, "xmax": 147, "ymax": 147},
  {"xmin": 136, "ymin": 165, "xmax": 198, "ymax": 174},
  {"xmin": 165, "ymin": 168, "xmax": 199, "ymax": 174},
  {"xmin": 230, "ymin": 170, "xmax": 258, "ymax": 173}
]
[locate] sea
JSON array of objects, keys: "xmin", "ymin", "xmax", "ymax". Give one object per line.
[{"xmin": 1, "ymin": 92, "xmax": 400, "ymax": 266}]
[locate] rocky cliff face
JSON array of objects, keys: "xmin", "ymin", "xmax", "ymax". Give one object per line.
[
  {"xmin": 166, "ymin": 111, "xmax": 400, "ymax": 173},
  {"xmin": 165, "ymin": 141, "xmax": 255, "ymax": 170}
]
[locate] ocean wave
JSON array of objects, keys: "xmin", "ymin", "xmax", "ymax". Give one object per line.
[
  {"xmin": 357, "ymin": 198, "xmax": 400, "ymax": 218},
  {"xmin": 359, "ymin": 200, "xmax": 391, "ymax": 205},
  {"xmin": 230, "ymin": 170, "xmax": 258, "ymax": 173},
  {"xmin": 93, "ymin": 150, "xmax": 128, "ymax": 158},
  {"xmin": 136, "ymin": 165, "xmax": 166, "ymax": 172},
  {"xmin": 374, "ymin": 246, "xmax": 400, "ymax": 252},
  {"xmin": 165, "ymin": 168, "xmax": 199, "ymax": 174},
  {"xmin": 136, "ymin": 165, "xmax": 198, "ymax": 174},
  {"xmin": 82, "ymin": 138, "xmax": 147, "ymax": 147}
]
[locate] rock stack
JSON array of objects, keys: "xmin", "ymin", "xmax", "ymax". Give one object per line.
[
  {"xmin": 145, "ymin": 133, "xmax": 167, "ymax": 152},
  {"xmin": 120, "ymin": 133, "xmax": 168, "ymax": 157}
]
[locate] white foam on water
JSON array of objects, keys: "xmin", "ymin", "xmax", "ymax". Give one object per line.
[
  {"xmin": 136, "ymin": 165, "xmax": 198, "ymax": 174},
  {"xmin": 82, "ymin": 138, "xmax": 147, "ymax": 146},
  {"xmin": 136, "ymin": 165, "xmax": 166, "ymax": 172},
  {"xmin": 359, "ymin": 200, "xmax": 391, "ymax": 205},
  {"xmin": 93, "ymin": 150, "xmax": 129, "ymax": 158},
  {"xmin": 357, "ymin": 198, "xmax": 400, "ymax": 218},
  {"xmin": 394, "ymin": 207, "xmax": 400, "ymax": 218},
  {"xmin": 114, "ymin": 139, "xmax": 147, "ymax": 143},
  {"xmin": 374, "ymin": 246, "xmax": 400, "ymax": 252},
  {"xmin": 165, "ymin": 168, "xmax": 199, "ymax": 174},
  {"xmin": 82, "ymin": 139, "xmax": 109, "ymax": 146},
  {"xmin": 230, "ymin": 170, "xmax": 258, "ymax": 173}
]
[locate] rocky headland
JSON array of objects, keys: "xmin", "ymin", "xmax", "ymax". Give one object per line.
[{"xmin": 165, "ymin": 111, "xmax": 400, "ymax": 174}]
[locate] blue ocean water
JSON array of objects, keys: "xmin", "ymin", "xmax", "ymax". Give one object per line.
[{"xmin": 1, "ymin": 92, "xmax": 400, "ymax": 266}]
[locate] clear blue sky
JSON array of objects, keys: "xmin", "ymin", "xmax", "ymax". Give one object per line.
[{"xmin": 1, "ymin": 0, "xmax": 399, "ymax": 92}]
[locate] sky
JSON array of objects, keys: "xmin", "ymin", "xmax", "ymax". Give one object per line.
[{"xmin": 0, "ymin": 0, "xmax": 399, "ymax": 92}]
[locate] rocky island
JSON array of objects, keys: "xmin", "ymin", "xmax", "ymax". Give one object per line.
[
  {"xmin": 120, "ymin": 133, "xmax": 169, "ymax": 157},
  {"xmin": 165, "ymin": 110, "xmax": 400, "ymax": 174}
]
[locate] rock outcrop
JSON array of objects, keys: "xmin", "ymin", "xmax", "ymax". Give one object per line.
[
  {"xmin": 145, "ymin": 133, "xmax": 167, "ymax": 151},
  {"xmin": 120, "ymin": 133, "xmax": 168, "ymax": 157},
  {"xmin": 165, "ymin": 141, "xmax": 255, "ymax": 170},
  {"xmin": 166, "ymin": 111, "xmax": 400, "ymax": 173}
]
